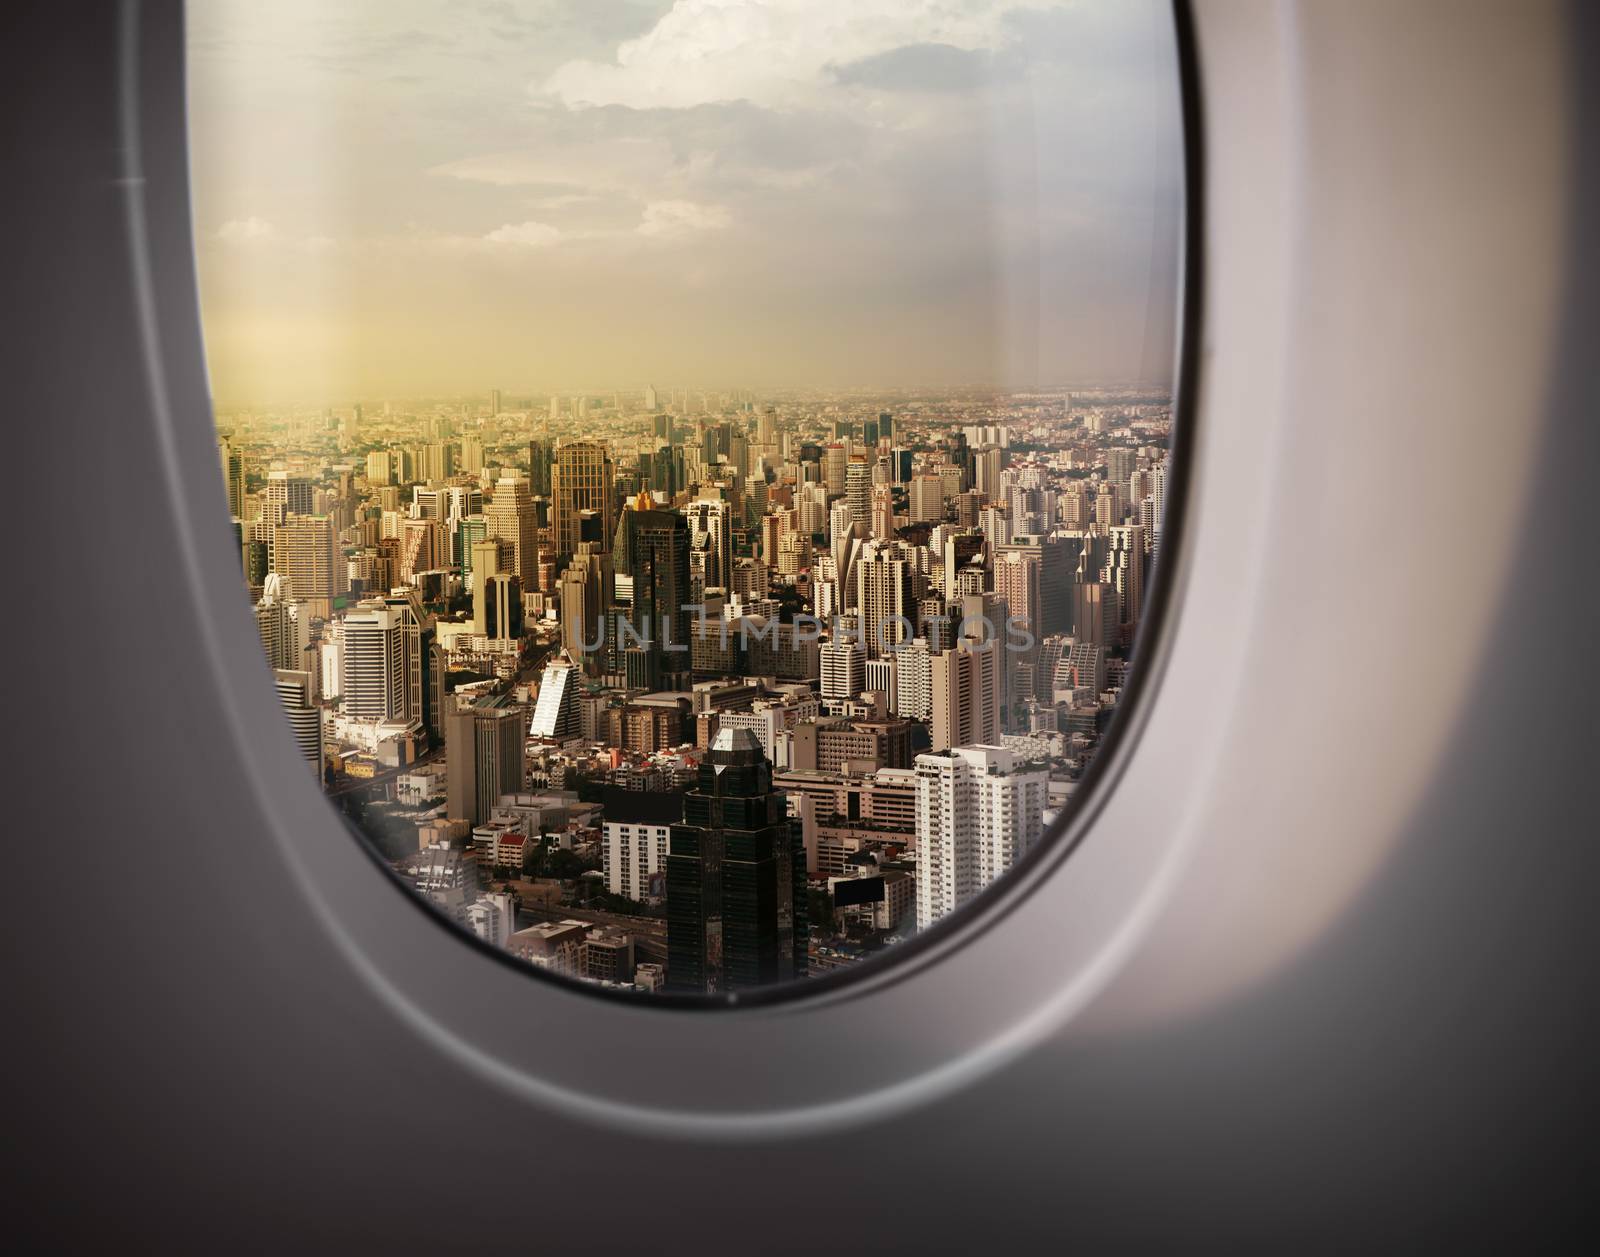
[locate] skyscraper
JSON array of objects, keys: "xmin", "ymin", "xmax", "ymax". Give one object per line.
[
  {"xmin": 551, "ymin": 441, "xmax": 616, "ymax": 560},
  {"xmin": 819, "ymin": 638, "xmax": 865, "ymax": 700},
  {"xmin": 528, "ymin": 438, "xmax": 553, "ymax": 498},
  {"xmin": 218, "ymin": 438, "xmax": 244, "ymax": 519},
  {"xmin": 483, "ymin": 474, "xmax": 538, "ymax": 587},
  {"xmin": 846, "ymin": 455, "xmax": 872, "ymax": 529},
  {"xmin": 529, "ymin": 650, "xmax": 582, "ymax": 742},
  {"xmin": 1102, "ymin": 523, "xmax": 1147, "ymax": 647},
  {"xmin": 993, "ymin": 547, "xmax": 1042, "ymax": 717},
  {"xmin": 909, "ymin": 475, "xmax": 944, "ymax": 524},
  {"xmin": 614, "ymin": 491, "xmax": 692, "ymax": 689},
  {"xmin": 342, "ymin": 601, "xmax": 406, "ymax": 721},
  {"xmin": 870, "ymin": 483, "xmax": 895, "ymax": 539},
  {"xmin": 683, "ymin": 495, "xmax": 732, "ymax": 592},
  {"xmin": 271, "ymin": 514, "xmax": 339, "ymax": 615},
  {"xmin": 273, "ymin": 668, "xmax": 323, "ymax": 777},
  {"xmin": 855, "ymin": 539, "xmax": 917, "ymax": 658},
  {"xmin": 823, "ymin": 442, "xmax": 848, "ymax": 497},
  {"xmin": 914, "ymin": 744, "xmax": 1047, "ymax": 930},
  {"xmin": 263, "ymin": 471, "xmax": 313, "ymax": 522},
  {"xmin": 930, "ymin": 636, "xmax": 1001, "ymax": 752},
  {"xmin": 446, "ymin": 704, "xmax": 524, "ymax": 827},
  {"xmin": 666, "ymin": 728, "xmax": 807, "ymax": 994},
  {"xmin": 557, "ymin": 542, "xmax": 610, "ymax": 674}
]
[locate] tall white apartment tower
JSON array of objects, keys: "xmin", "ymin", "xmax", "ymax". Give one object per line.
[
  {"xmin": 819, "ymin": 639, "xmax": 865, "ymax": 701},
  {"xmin": 341, "ymin": 601, "xmax": 406, "ymax": 721},
  {"xmin": 914, "ymin": 744, "xmax": 1048, "ymax": 931}
]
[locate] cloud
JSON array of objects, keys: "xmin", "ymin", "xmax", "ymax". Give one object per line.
[
  {"xmin": 829, "ymin": 42, "xmax": 995, "ymax": 93},
  {"xmin": 637, "ymin": 199, "xmax": 730, "ymax": 237},
  {"xmin": 484, "ymin": 219, "xmax": 564, "ymax": 246},
  {"xmin": 540, "ymin": 0, "xmax": 1061, "ymax": 111},
  {"xmin": 216, "ymin": 216, "xmax": 277, "ymax": 242}
]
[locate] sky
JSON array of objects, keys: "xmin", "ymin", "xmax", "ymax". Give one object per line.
[{"xmin": 187, "ymin": 0, "xmax": 1184, "ymax": 405}]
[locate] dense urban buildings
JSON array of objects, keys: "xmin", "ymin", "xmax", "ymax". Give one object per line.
[{"xmin": 212, "ymin": 382, "xmax": 1172, "ymax": 993}]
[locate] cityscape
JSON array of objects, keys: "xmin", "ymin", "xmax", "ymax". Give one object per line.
[
  {"xmin": 218, "ymin": 388, "xmax": 1170, "ymax": 993},
  {"xmin": 193, "ymin": 0, "xmax": 1181, "ymax": 996}
]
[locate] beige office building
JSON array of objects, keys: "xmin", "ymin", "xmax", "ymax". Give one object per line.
[
  {"xmin": 483, "ymin": 475, "xmax": 538, "ymax": 588},
  {"xmin": 930, "ymin": 637, "xmax": 1001, "ymax": 752}
]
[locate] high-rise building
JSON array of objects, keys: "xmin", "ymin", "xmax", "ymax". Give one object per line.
[
  {"xmin": 1071, "ymin": 579, "xmax": 1116, "ymax": 652},
  {"xmin": 254, "ymin": 573, "xmax": 305, "ymax": 672},
  {"xmin": 1065, "ymin": 641, "xmax": 1106, "ymax": 697},
  {"xmin": 271, "ymin": 514, "xmax": 339, "ymax": 615},
  {"xmin": 529, "ymin": 650, "xmax": 581, "ymax": 741},
  {"xmin": 218, "ymin": 439, "xmax": 244, "ymax": 519},
  {"xmin": 528, "ymin": 438, "xmax": 553, "ymax": 498},
  {"xmin": 365, "ymin": 450, "xmax": 393, "ymax": 486},
  {"xmin": 263, "ymin": 471, "xmax": 313, "ymax": 522},
  {"xmin": 914, "ymin": 744, "xmax": 1047, "ymax": 930},
  {"xmin": 446, "ymin": 705, "xmax": 524, "ymax": 827},
  {"xmin": 557, "ymin": 543, "xmax": 610, "ymax": 674},
  {"xmin": 684, "ymin": 495, "xmax": 732, "ymax": 593},
  {"xmin": 273, "ymin": 668, "xmax": 323, "ymax": 777},
  {"xmin": 865, "ymin": 656, "xmax": 898, "ymax": 712},
  {"xmin": 894, "ymin": 638, "xmax": 934, "ymax": 721},
  {"xmin": 489, "ymin": 388, "xmax": 502, "ymax": 416},
  {"xmin": 823, "ymin": 443, "xmax": 848, "ymax": 497},
  {"xmin": 993, "ymin": 547, "xmax": 1042, "ymax": 712},
  {"xmin": 601, "ymin": 786, "xmax": 682, "ymax": 903},
  {"xmin": 870, "ymin": 483, "xmax": 895, "ymax": 539},
  {"xmin": 483, "ymin": 570, "xmax": 522, "ymax": 642},
  {"xmin": 666, "ymin": 728, "xmax": 807, "ymax": 993},
  {"xmin": 455, "ymin": 514, "xmax": 488, "ymax": 576},
  {"xmin": 819, "ymin": 639, "xmax": 865, "ymax": 700},
  {"xmin": 643, "ymin": 383, "xmax": 658, "ymax": 412},
  {"xmin": 909, "ymin": 475, "xmax": 945, "ymax": 524},
  {"xmin": 470, "ymin": 538, "xmax": 511, "ymax": 635},
  {"xmin": 342, "ymin": 601, "xmax": 407, "ymax": 721},
  {"xmin": 1102, "ymin": 524, "xmax": 1147, "ymax": 646},
  {"xmin": 483, "ymin": 474, "xmax": 538, "ymax": 587},
  {"xmin": 400, "ymin": 517, "xmax": 445, "ymax": 582},
  {"xmin": 845, "ymin": 456, "xmax": 872, "ymax": 529},
  {"xmin": 614, "ymin": 492, "xmax": 692, "ymax": 689},
  {"xmin": 930, "ymin": 636, "xmax": 1001, "ymax": 752},
  {"xmin": 979, "ymin": 503, "xmax": 1011, "ymax": 549},
  {"xmin": 855, "ymin": 539, "xmax": 916, "ymax": 658},
  {"xmin": 551, "ymin": 441, "xmax": 616, "ymax": 559}
]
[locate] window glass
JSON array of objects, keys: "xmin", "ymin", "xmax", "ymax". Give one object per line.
[{"xmin": 190, "ymin": 0, "xmax": 1185, "ymax": 998}]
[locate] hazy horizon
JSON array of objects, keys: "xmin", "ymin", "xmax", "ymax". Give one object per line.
[{"xmin": 189, "ymin": 0, "xmax": 1184, "ymax": 404}]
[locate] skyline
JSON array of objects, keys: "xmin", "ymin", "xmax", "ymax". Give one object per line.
[{"xmin": 188, "ymin": 0, "xmax": 1183, "ymax": 404}]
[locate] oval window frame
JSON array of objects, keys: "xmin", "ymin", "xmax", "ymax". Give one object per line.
[{"xmin": 123, "ymin": 0, "xmax": 1223, "ymax": 1133}]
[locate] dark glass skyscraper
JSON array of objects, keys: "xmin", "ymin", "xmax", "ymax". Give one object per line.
[
  {"xmin": 614, "ymin": 493, "xmax": 692, "ymax": 689},
  {"xmin": 528, "ymin": 438, "xmax": 552, "ymax": 498},
  {"xmin": 666, "ymin": 729, "xmax": 807, "ymax": 994}
]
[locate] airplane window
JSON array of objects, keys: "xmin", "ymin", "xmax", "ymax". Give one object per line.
[{"xmin": 189, "ymin": 0, "xmax": 1186, "ymax": 1000}]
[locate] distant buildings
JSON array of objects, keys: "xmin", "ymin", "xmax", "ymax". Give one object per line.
[{"xmin": 217, "ymin": 379, "xmax": 1172, "ymax": 996}]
